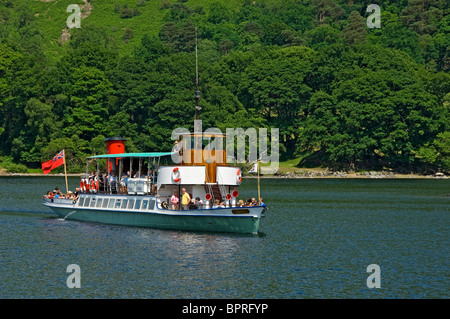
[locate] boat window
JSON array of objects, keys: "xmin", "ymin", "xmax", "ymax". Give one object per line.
[
  {"xmin": 128, "ymin": 199, "xmax": 135, "ymax": 209},
  {"xmin": 115, "ymin": 199, "xmax": 121, "ymax": 209},
  {"xmin": 102, "ymin": 198, "xmax": 109, "ymax": 208},
  {"xmin": 121, "ymin": 199, "xmax": 128, "ymax": 209},
  {"xmin": 135, "ymin": 199, "xmax": 142, "ymax": 210},
  {"xmin": 84, "ymin": 197, "xmax": 90, "ymax": 207},
  {"xmin": 142, "ymin": 200, "xmax": 148, "ymax": 210},
  {"xmin": 108, "ymin": 199, "xmax": 115, "ymax": 209},
  {"xmin": 148, "ymin": 199, "xmax": 155, "ymax": 210},
  {"xmin": 90, "ymin": 198, "xmax": 96, "ymax": 207},
  {"xmin": 78, "ymin": 197, "xmax": 85, "ymax": 207},
  {"xmin": 96, "ymin": 198, "xmax": 103, "ymax": 208}
]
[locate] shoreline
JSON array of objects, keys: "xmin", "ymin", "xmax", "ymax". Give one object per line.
[{"xmin": 244, "ymin": 174, "xmax": 448, "ymax": 179}]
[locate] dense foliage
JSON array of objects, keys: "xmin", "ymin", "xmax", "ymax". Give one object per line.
[{"xmin": 0, "ymin": 0, "xmax": 448, "ymax": 173}]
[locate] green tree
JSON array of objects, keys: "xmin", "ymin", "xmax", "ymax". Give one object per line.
[
  {"xmin": 343, "ymin": 11, "xmax": 367, "ymax": 45},
  {"xmin": 65, "ymin": 66, "xmax": 114, "ymax": 141},
  {"xmin": 134, "ymin": 34, "xmax": 171, "ymax": 62},
  {"xmin": 370, "ymin": 11, "xmax": 423, "ymax": 63},
  {"xmin": 301, "ymin": 44, "xmax": 447, "ymax": 171},
  {"xmin": 208, "ymin": 2, "xmax": 231, "ymax": 24},
  {"xmin": 263, "ymin": 21, "xmax": 290, "ymax": 46},
  {"xmin": 305, "ymin": 25, "xmax": 341, "ymax": 49},
  {"xmin": 400, "ymin": 0, "xmax": 445, "ymax": 35},
  {"xmin": 312, "ymin": 0, "xmax": 345, "ymax": 25},
  {"xmin": 239, "ymin": 46, "xmax": 316, "ymax": 157},
  {"xmin": 21, "ymin": 98, "xmax": 58, "ymax": 163},
  {"xmin": 432, "ymin": 131, "xmax": 450, "ymax": 171}
]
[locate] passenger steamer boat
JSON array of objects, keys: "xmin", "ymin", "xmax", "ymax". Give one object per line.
[
  {"xmin": 42, "ymin": 136, "xmax": 267, "ymax": 234},
  {"xmin": 43, "ymin": 45, "xmax": 266, "ymax": 234}
]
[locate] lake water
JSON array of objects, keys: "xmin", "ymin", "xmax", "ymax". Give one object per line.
[{"xmin": 0, "ymin": 176, "xmax": 448, "ymax": 299}]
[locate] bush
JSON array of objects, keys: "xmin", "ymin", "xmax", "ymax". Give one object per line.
[
  {"xmin": 137, "ymin": 0, "xmax": 147, "ymax": 7},
  {"xmin": 0, "ymin": 156, "xmax": 28, "ymax": 173},
  {"xmin": 120, "ymin": 8, "xmax": 141, "ymax": 19},
  {"xmin": 124, "ymin": 28, "xmax": 134, "ymax": 42},
  {"xmin": 5, "ymin": 163, "xmax": 28, "ymax": 173}
]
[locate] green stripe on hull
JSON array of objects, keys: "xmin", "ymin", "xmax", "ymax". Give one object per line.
[{"xmin": 49, "ymin": 207, "xmax": 261, "ymax": 234}]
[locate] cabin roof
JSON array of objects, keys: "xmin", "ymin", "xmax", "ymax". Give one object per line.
[{"xmin": 87, "ymin": 152, "xmax": 174, "ymax": 159}]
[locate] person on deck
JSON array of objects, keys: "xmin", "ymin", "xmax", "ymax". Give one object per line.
[
  {"xmin": 43, "ymin": 191, "xmax": 53, "ymax": 199},
  {"xmin": 121, "ymin": 171, "xmax": 129, "ymax": 191},
  {"xmin": 194, "ymin": 197, "xmax": 203, "ymax": 209},
  {"xmin": 109, "ymin": 171, "xmax": 117, "ymax": 193},
  {"xmin": 181, "ymin": 188, "xmax": 191, "ymax": 210},
  {"xmin": 171, "ymin": 191, "xmax": 179, "ymax": 210},
  {"xmin": 259, "ymin": 198, "xmax": 266, "ymax": 207},
  {"xmin": 74, "ymin": 188, "xmax": 80, "ymax": 201},
  {"xmin": 173, "ymin": 140, "xmax": 181, "ymax": 163}
]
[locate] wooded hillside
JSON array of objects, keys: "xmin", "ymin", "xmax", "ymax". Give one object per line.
[{"xmin": 0, "ymin": 0, "xmax": 448, "ymax": 173}]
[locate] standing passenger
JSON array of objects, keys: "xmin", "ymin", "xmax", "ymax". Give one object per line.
[
  {"xmin": 109, "ymin": 171, "xmax": 117, "ymax": 193},
  {"xmin": 181, "ymin": 188, "xmax": 191, "ymax": 210},
  {"xmin": 171, "ymin": 191, "xmax": 179, "ymax": 210},
  {"xmin": 259, "ymin": 198, "xmax": 266, "ymax": 207},
  {"xmin": 173, "ymin": 140, "xmax": 181, "ymax": 163}
]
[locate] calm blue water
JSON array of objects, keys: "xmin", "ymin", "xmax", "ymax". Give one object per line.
[{"xmin": 0, "ymin": 176, "xmax": 448, "ymax": 298}]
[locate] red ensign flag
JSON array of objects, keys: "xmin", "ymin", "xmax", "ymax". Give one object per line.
[{"xmin": 42, "ymin": 150, "xmax": 65, "ymax": 174}]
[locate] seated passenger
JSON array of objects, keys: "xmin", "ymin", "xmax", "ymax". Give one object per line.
[
  {"xmin": 238, "ymin": 199, "xmax": 244, "ymax": 207},
  {"xmin": 213, "ymin": 200, "xmax": 225, "ymax": 208},
  {"xmin": 194, "ymin": 197, "xmax": 203, "ymax": 209},
  {"xmin": 74, "ymin": 188, "xmax": 80, "ymax": 200},
  {"xmin": 43, "ymin": 191, "xmax": 53, "ymax": 199}
]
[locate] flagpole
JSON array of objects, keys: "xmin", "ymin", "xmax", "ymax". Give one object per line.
[
  {"xmin": 63, "ymin": 149, "xmax": 69, "ymax": 194},
  {"xmin": 256, "ymin": 149, "xmax": 267, "ymax": 204},
  {"xmin": 257, "ymin": 160, "xmax": 260, "ymax": 202}
]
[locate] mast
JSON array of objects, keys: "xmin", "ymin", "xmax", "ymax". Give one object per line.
[
  {"xmin": 194, "ymin": 28, "xmax": 201, "ymax": 122},
  {"xmin": 194, "ymin": 28, "xmax": 202, "ymax": 164}
]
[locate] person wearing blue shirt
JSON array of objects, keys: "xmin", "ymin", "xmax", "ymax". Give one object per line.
[{"xmin": 259, "ymin": 198, "xmax": 266, "ymax": 207}]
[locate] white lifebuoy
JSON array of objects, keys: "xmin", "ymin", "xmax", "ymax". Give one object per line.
[
  {"xmin": 236, "ymin": 169, "xmax": 242, "ymax": 184},
  {"xmin": 172, "ymin": 167, "xmax": 181, "ymax": 183}
]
